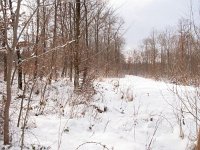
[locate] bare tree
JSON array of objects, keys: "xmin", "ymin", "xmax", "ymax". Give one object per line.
[{"xmin": 1, "ymin": 0, "xmax": 22, "ymax": 144}]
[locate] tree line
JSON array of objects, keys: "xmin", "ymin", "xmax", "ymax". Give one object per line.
[{"xmin": 127, "ymin": 18, "xmax": 200, "ymax": 85}]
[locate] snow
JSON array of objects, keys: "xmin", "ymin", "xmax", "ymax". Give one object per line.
[{"xmin": 0, "ymin": 75, "xmax": 197, "ymax": 149}]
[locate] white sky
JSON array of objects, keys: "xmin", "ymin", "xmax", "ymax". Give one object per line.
[{"xmin": 109, "ymin": 0, "xmax": 199, "ymax": 51}]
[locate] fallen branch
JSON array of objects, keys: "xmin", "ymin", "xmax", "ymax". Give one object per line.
[{"xmin": 75, "ymin": 141, "xmax": 110, "ymax": 150}]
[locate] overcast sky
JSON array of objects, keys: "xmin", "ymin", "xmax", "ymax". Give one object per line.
[{"xmin": 109, "ymin": 0, "xmax": 199, "ymax": 51}]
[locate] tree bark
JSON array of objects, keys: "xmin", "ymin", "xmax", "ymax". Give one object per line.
[
  {"xmin": 3, "ymin": 0, "xmax": 22, "ymax": 145},
  {"xmin": 2, "ymin": 29, "xmax": 7, "ymax": 81},
  {"xmin": 82, "ymin": 0, "xmax": 89, "ymax": 88},
  {"xmin": 17, "ymin": 47, "xmax": 22, "ymax": 90},
  {"xmin": 74, "ymin": 0, "xmax": 80, "ymax": 90},
  {"xmin": 49, "ymin": 0, "xmax": 58, "ymax": 83},
  {"xmin": 196, "ymin": 129, "xmax": 200, "ymax": 150},
  {"xmin": 33, "ymin": 0, "xmax": 40, "ymax": 79},
  {"xmin": 69, "ymin": 2, "xmax": 73, "ymax": 82}
]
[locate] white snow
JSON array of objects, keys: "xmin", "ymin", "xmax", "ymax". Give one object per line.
[{"xmin": 0, "ymin": 75, "xmax": 198, "ymax": 150}]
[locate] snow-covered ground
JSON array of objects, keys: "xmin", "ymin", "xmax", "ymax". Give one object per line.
[{"xmin": 0, "ymin": 75, "xmax": 198, "ymax": 150}]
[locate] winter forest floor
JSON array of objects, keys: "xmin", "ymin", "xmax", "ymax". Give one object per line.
[{"xmin": 0, "ymin": 75, "xmax": 198, "ymax": 150}]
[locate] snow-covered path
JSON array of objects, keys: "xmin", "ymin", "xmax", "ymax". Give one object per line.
[{"xmin": 10, "ymin": 76, "xmax": 195, "ymax": 150}]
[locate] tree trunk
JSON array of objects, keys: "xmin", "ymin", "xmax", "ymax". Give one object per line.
[
  {"xmin": 3, "ymin": 53, "xmax": 7, "ymax": 81},
  {"xmin": 33, "ymin": 0, "xmax": 40, "ymax": 79},
  {"xmin": 17, "ymin": 47, "xmax": 22, "ymax": 90},
  {"xmin": 49, "ymin": 0, "xmax": 58, "ymax": 83},
  {"xmin": 74, "ymin": 0, "xmax": 80, "ymax": 90},
  {"xmin": 82, "ymin": 0, "xmax": 89, "ymax": 88},
  {"xmin": 196, "ymin": 129, "xmax": 200, "ymax": 150},
  {"xmin": 3, "ymin": 0, "xmax": 21, "ymax": 144},
  {"xmin": 69, "ymin": 2, "xmax": 73, "ymax": 82},
  {"xmin": 4, "ymin": 48, "xmax": 12, "ymax": 145},
  {"xmin": 2, "ymin": 29, "xmax": 7, "ymax": 81}
]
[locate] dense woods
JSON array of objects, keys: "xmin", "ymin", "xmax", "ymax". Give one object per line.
[
  {"xmin": 0, "ymin": 0, "xmax": 125, "ymax": 146},
  {"xmin": 0, "ymin": 0, "xmax": 125, "ymax": 85}
]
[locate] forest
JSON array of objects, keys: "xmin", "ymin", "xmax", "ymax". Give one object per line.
[{"xmin": 0, "ymin": 0, "xmax": 200, "ymax": 150}]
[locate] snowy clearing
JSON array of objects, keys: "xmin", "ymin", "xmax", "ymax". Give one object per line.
[{"xmin": 0, "ymin": 76, "xmax": 197, "ymax": 150}]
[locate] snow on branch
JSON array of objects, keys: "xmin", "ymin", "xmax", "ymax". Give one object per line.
[{"xmin": 20, "ymin": 39, "xmax": 76, "ymax": 65}]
